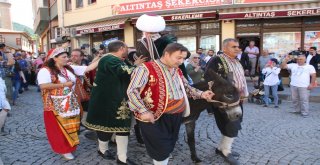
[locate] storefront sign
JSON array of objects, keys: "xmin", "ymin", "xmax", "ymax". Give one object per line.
[
  {"xmin": 234, "ymin": 0, "xmax": 314, "ymax": 4},
  {"xmin": 112, "ymin": 0, "xmax": 232, "ymax": 15},
  {"xmin": 76, "ymin": 24, "xmax": 125, "ymax": 35},
  {"xmin": 131, "ymin": 12, "xmax": 216, "ymax": 23},
  {"xmin": 220, "ymin": 8, "xmax": 320, "ymax": 19}
]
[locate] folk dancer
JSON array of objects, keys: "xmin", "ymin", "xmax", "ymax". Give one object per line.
[{"xmin": 127, "ymin": 43, "xmax": 214, "ymax": 165}]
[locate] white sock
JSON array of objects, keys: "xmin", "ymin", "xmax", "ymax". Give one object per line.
[
  {"xmin": 98, "ymin": 139, "xmax": 109, "ymax": 154},
  {"xmin": 218, "ymin": 136, "xmax": 234, "ymax": 156},
  {"xmin": 116, "ymin": 135, "xmax": 128, "ymax": 163},
  {"xmin": 153, "ymin": 158, "xmax": 169, "ymax": 165},
  {"xmin": 81, "ymin": 111, "xmax": 88, "ymax": 125}
]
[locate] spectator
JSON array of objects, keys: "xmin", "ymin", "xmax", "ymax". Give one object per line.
[
  {"xmin": 307, "ymin": 47, "xmax": 320, "ymax": 72},
  {"xmin": 12, "ymin": 54, "xmax": 27, "ymax": 105},
  {"xmin": 18, "ymin": 52, "xmax": 30, "ymax": 92},
  {"xmin": 197, "ymin": 48, "xmax": 207, "ymax": 70},
  {"xmin": 258, "ymin": 50, "xmax": 272, "ymax": 85},
  {"xmin": 186, "ymin": 54, "xmax": 204, "ymax": 84},
  {"xmin": 0, "ymin": 44, "xmax": 15, "ymax": 100},
  {"xmin": 245, "ymin": 41, "xmax": 260, "ymax": 76},
  {"xmin": 71, "ymin": 49, "xmax": 89, "ymax": 66},
  {"xmin": 34, "ymin": 52, "xmax": 46, "ymax": 92},
  {"xmin": 21, "ymin": 51, "xmax": 32, "ymax": 85},
  {"xmin": 237, "ymin": 50, "xmax": 250, "ymax": 76},
  {"xmin": 204, "ymin": 49, "xmax": 215, "ymax": 63},
  {"xmin": 0, "ymin": 77, "xmax": 10, "ymax": 136},
  {"xmin": 262, "ymin": 58, "xmax": 280, "ymax": 108},
  {"xmin": 281, "ymin": 55, "xmax": 317, "ymax": 117}
]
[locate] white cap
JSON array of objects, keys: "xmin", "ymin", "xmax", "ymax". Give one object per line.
[{"xmin": 136, "ymin": 14, "xmax": 166, "ymax": 33}]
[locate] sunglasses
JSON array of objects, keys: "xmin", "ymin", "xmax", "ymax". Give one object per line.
[{"xmin": 193, "ymin": 57, "xmax": 200, "ymax": 59}]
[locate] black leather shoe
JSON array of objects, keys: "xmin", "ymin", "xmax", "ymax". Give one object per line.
[
  {"xmin": 215, "ymin": 148, "xmax": 240, "ymax": 157},
  {"xmin": 97, "ymin": 150, "xmax": 115, "ymax": 160},
  {"xmin": 117, "ymin": 158, "xmax": 138, "ymax": 165},
  {"xmin": 215, "ymin": 149, "xmax": 240, "ymax": 165}
]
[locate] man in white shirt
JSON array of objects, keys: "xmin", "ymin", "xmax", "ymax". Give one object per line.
[
  {"xmin": 244, "ymin": 41, "xmax": 259, "ymax": 76},
  {"xmin": 204, "ymin": 49, "xmax": 215, "ymax": 63},
  {"xmin": 281, "ymin": 55, "xmax": 317, "ymax": 117}
]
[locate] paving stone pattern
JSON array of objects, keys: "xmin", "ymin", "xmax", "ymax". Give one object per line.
[{"xmin": 0, "ymin": 87, "xmax": 320, "ymax": 165}]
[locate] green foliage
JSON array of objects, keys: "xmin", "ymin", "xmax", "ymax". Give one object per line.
[{"xmin": 13, "ymin": 22, "xmax": 37, "ymax": 39}]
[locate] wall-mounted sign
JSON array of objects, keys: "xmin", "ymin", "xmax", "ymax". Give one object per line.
[
  {"xmin": 131, "ymin": 12, "xmax": 216, "ymax": 23},
  {"xmin": 233, "ymin": 0, "xmax": 315, "ymax": 4},
  {"xmin": 219, "ymin": 8, "xmax": 320, "ymax": 19},
  {"xmin": 76, "ymin": 24, "xmax": 125, "ymax": 35},
  {"xmin": 112, "ymin": 0, "xmax": 232, "ymax": 15}
]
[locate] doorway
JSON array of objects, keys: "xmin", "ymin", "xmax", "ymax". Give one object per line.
[{"xmin": 237, "ymin": 36, "xmax": 260, "ymax": 52}]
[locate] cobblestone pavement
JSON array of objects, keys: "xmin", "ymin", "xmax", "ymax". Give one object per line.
[{"xmin": 1, "ymin": 86, "xmax": 320, "ymax": 165}]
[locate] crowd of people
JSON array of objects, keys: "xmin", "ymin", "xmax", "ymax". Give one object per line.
[{"xmin": 0, "ymin": 13, "xmax": 319, "ymax": 165}]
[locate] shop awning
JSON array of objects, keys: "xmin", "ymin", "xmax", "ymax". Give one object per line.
[
  {"xmin": 131, "ymin": 12, "xmax": 217, "ymax": 24},
  {"xmin": 219, "ymin": 3, "xmax": 320, "ymax": 20},
  {"xmin": 75, "ymin": 18, "xmax": 127, "ymax": 35}
]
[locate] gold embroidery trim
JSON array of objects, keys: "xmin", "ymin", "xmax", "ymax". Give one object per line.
[
  {"xmin": 83, "ymin": 121, "xmax": 130, "ymax": 132},
  {"xmin": 116, "ymin": 100, "xmax": 131, "ymax": 120}
]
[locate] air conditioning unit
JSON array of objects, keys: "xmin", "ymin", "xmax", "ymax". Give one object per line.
[{"xmin": 70, "ymin": 28, "xmax": 78, "ymax": 37}]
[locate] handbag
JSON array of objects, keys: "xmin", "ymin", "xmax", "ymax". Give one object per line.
[
  {"xmin": 50, "ymin": 91, "xmax": 81, "ymax": 118},
  {"xmin": 74, "ymin": 77, "xmax": 90, "ymax": 102},
  {"xmin": 5, "ymin": 66, "xmax": 15, "ymax": 77}
]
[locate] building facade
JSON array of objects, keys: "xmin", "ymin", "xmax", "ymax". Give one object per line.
[
  {"xmin": 0, "ymin": 0, "xmax": 12, "ymax": 30},
  {"xmin": 0, "ymin": 29, "xmax": 34, "ymax": 52},
  {"xmin": 60, "ymin": 0, "xmax": 320, "ymax": 57}
]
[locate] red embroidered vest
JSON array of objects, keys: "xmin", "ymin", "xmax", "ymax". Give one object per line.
[{"xmin": 135, "ymin": 61, "xmax": 185, "ymax": 121}]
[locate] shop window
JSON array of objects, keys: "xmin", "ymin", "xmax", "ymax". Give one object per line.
[
  {"xmin": 201, "ymin": 22, "xmax": 219, "ymax": 29},
  {"xmin": 92, "ymin": 30, "xmax": 124, "ymax": 50},
  {"xmin": 200, "ymin": 35, "xmax": 219, "ymax": 52},
  {"xmin": 88, "ymin": 0, "xmax": 96, "ymax": 4},
  {"xmin": 304, "ymin": 31, "xmax": 320, "ymax": 50},
  {"xmin": 65, "ymin": 0, "xmax": 72, "ymax": 11},
  {"xmin": 263, "ymin": 18, "xmax": 301, "ymax": 28},
  {"xmin": 263, "ymin": 32, "xmax": 301, "ymax": 59},
  {"xmin": 178, "ymin": 37, "xmax": 196, "ymax": 53},
  {"xmin": 76, "ymin": 0, "xmax": 83, "ymax": 8}
]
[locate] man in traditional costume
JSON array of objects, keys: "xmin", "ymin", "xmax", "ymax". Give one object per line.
[
  {"xmin": 205, "ymin": 38, "xmax": 248, "ymax": 165},
  {"xmin": 135, "ymin": 14, "xmax": 189, "ymax": 79},
  {"xmin": 127, "ymin": 43, "xmax": 214, "ymax": 165},
  {"xmin": 84, "ymin": 41, "xmax": 144, "ymax": 165}
]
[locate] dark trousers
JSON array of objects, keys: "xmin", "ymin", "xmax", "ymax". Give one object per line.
[
  {"xmin": 138, "ymin": 113, "xmax": 183, "ymax": 161},
  {"xmin": 20, "ymin": 71, "xmax": 29, "ymax": 91},
  {"xmin": 96, "ymin": 131, "xmax": 129, "ymax": 142}
]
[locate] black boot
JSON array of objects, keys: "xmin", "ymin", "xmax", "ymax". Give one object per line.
[
  {"xmin": 97, "ymin": 150, "xmax": 115, "ymax": 160},
  {"xmin": 117, "ymin": 158, "xmax": 138, "ymax": 165},
  {"xmin": 215, "ymin": 149, "xmax": 240, "ymax": 165}
]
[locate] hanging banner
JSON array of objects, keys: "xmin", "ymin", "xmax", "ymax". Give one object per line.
[{"xmin": 112, "ymin": 0, "xmax": 232, "ymax": 15}]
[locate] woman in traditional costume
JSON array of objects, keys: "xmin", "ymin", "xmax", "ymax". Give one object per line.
[{"xmin": 37, "ymin": 47, "xmax": 100, "ymax": 160}]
